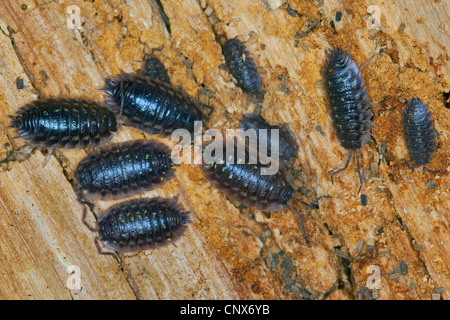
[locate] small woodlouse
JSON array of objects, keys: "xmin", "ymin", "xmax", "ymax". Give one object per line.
[
  {"xmin": 324, "ymin": 47, "xmax": 374, "ymax": 193},
  {"xmin": 201, "ymin": 139, "xmax": 328, "ymax": 242},
  {"xmin": 402, "ymin": 97, "xmax": 445, "ymax": 174},
  {"xmin": 221, "ymin": 37, "xmax": 263, "ymax": 96},
  {"xmin": 141, "ymin": 53, "xmax": 171, "ymax": 84},
  {"xmin": 239, "ymin": 113, "xmax": 299, "ymax": 166},
  {"xmin": 74, "ymin": 139, "xmax": 175, "ymax": 200},
  {"xmin": 86, "ymin": 198, "xmax": 191, "ymax": 254},
  {"xmin": 102, "ymin": 73, "xmax": 212, "ymax": 135},
  {"xmin": 9, "ymin": 98, "xmax": 117, "ymax": 149}
]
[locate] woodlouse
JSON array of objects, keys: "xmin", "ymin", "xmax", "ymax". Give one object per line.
[
  {"xmin": 402, "ymin": 97, "xmax": 444, "ymax": 174},
  {"xmin": 324, "ymin": 47, "xmax": 374, "ymax": 193},
  {"xmin": 102, "ymin": 73, "xmax": 212, "ymax": 135},
  {"xmin": 9, "ymin": 98, "xmax": 117, "ymax": 149},
  {"xmin": 221, "ymin": 37, "xmax": 263, "ymax": 97},
  {"xmin": 84, "ymin": 198, "xmax": 191, "ymax": 254},
  {"xmin": 74, "ymin": 139, "xmax": 175, "ymax": 200},
  {"xmin": 141, "ymin": 53, "xmax": 171, "ymax": 84},
  {"xmin": 201, "ymin": 139, "xmax": 328, "ymax": 242},
  {"xmin": 239, "ymin": 113, "xmax": 299, "ymax": 166}
]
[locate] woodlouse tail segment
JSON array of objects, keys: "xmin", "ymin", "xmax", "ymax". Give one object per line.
[
  {"xmin": 8, "ymin": 115, "xmax": 20, "ymax": 129},
  {"xmin": 43, "ymin": 148, "xmax": 54, "ymax": 167}
]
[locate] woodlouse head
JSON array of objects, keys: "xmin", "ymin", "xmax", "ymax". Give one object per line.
[
  {"xmin": 404, "ymin": 97, "xmax": 429, "ymax": 117},
  {"xmin": 73, "ymin": 167, "xmax": 92, "ymax": 192}
]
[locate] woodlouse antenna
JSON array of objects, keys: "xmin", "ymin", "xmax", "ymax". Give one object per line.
[
  {"xmin": 82, "ymin": 207, "xmax": 96, "ymax": 232},
  {"xmin": 73, "ymin": 184, "xmax": 96, "ymax": 232},
  {"xmin": 423, "ymin": 167, "xmax": 448, "ymax": 175},
  {"xmin": 287, "ymin": 203, "xmax": 309, "ymax": 244},
  {"xmin": 360, "ymin": 53, "xmax": 376, "ymax": 71},
  {"xmin": 289, "ymin": 195, "xmax": 332, "ymax": 244},
  {"xmin": 404, "ymin": 159, "xmax": 448, "ymax": 175},
  {"xmin": 196, "ymin": 88, "xmax": 215, "ymax": 122}
]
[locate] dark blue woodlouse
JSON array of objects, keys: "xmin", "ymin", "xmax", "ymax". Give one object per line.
[
  {"xmin": 74, "ymin": 139, "xmax": 175, "ymax": 200},
  {"xmin": 324, "ymin": 47, "xmax": 374, "ymax": 194},
  {"xmin": 239, "ymin": 113, "xmax": 298, "ymax": 166},
  {"xmin": 402, "ymin": 97, "xmax": 445, "ymax": 174},
  {"xmin": 102, "ymin": 73, "xmax": 212, "ymax": 135},
  {"xmin": 84, "ymin": 198, "xmax": 191, "ymax": 254},
  {"xmin": 222, "ymin": 37, "xmax": 263, "ymax": 96},
  {"xmin": 9, "ymin": 98, "xmax": 117, "ymax": 149},
  {"xmin": 141, "ymin": 53, "xmax": 171, "ymax": 84},
  {"xmin": 201, "ymin": 139, "xmax": 328, "ymax": 242}
]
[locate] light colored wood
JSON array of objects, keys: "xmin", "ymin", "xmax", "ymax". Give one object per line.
[{"xmin": 0, "ymin": 0, "xmax": 448, "ymax": 300}]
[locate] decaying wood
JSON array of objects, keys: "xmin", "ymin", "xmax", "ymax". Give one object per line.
[{"xmin": 0, "ymin": 0, "xmax": 448, "ymax": 300}]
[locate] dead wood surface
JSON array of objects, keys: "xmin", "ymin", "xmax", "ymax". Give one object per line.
[{"xmin": 0, "ymin": 0, "xmax": 448, "ymax": 300}]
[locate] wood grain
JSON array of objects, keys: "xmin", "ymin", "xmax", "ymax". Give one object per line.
[{"xmin": 0, "ymin": 0, "xmax": 448, "ymax": 300}]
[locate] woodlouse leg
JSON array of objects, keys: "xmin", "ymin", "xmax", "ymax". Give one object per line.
[
  {"xmin": 94, "ymin": 237, "xmax": 120, "ymax": 263},
  {"xmin": 119, "ymin": 81, "xmax": 124, "ymax": 118},
  {"xmin": 82, "ymin": 207, "xmax": 96, "ymax": 232},
  {"xmin": 403, "ymin": 159, "xmax": 422, "ymax": 170},
  {"xmin": 331, "ymin": 149, "xmax": 353, "ymax": 184},
  {"xmin": 355, "ymin": 148, "xmax": 363, "ymax": 194},
  {"xmin": 196, "ymin": 89, "xmax": 215, "ymax": 121}
]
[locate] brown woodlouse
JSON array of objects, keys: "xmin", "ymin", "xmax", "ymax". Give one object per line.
[
  {"xmin": 102, "ymin": 73, "xmax": 213, "ymax": 136},
  {"xmin": 220, "ymin": 36, "xmax": 263, "ymax": 97},
  {"xmin": 9, "ymin": 98, "xmax": 117, "ymax": 150},
  {"xmin": 239, "ymin": 113, "xmax": 299, "ymax": 166},
  {"xmin": 201, "ymin": 138, "xmax": 328, "ymax": 242},
  {"xmin": 140, "ymin": 52, "xmax": 171, "ymax": 84},
  {"xmin": 74, "ymin": 139, "xmax": 175, "ymax": 201},
  {"xmin": 324, "ymin": 46, "xmax": 374, "ymax": 194},
  {"xmin": 83, "ymin": 198, "xmax": 191, "ymax": 254},
  {"xmin": 402, "ymin": 97, "xmax": 446, "ymax": 174}
]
